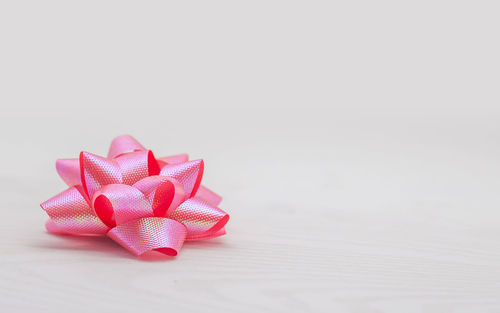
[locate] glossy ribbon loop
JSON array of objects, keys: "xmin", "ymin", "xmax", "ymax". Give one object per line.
[
  {"xmin": 115, "ymin": 150, "xmax": 161, "ymax": 185},
  {"xmin": 56, "ymin": 158, "xmax": 81, "ymax": 187},
  {"xmin": 108, "ymin": 217, "xmax": 187, "ymax": 256},
  {"xmin": 133, "ymin": 176, "xmax": 184, "ymax": 217},
  {"xmin": 41, "ymin": 185, "xmax": 108, "ymax": 235},
  {"xmin": 108, "ymin": 134, "xmax": 146, "ymax": 159},
  {"xmin": 80, "ymin": 151, "xmax": 122, "ymax": 198},
  {"xmin": 169, "ymin": 198, "xmax": 229, "ymax": 240},
  {"xmin": 92, "ymin": 184, "xmax": 153, "ymax": 227},
  {"xmin": 195, "ymin": 185, "xmax": 223, "ymax": 207},
  {"xmin": 157, "ymin": 154, "xmax": 189, "ymax": 168},
  {"xmin": 160, "ymin": 159, "xmax": 204, "ymax": 199}
]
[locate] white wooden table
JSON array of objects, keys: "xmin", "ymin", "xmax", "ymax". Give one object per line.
[{"xmin": 1, "ymin": 2, "xmax": 499, "ymax": 312}]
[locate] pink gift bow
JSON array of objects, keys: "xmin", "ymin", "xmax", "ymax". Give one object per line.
[{"xmin": 41, "ymin": 135, "xmax": 229, "ymax": 257}]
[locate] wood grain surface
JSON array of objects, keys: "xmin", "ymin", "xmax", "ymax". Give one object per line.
[
  {"xmin": 1, "ymin": 111, "xmax": 499, "ymax": 313},
  {"xmin": 1, "ymin": 2, "xmax": 499, "ymax": 312}
]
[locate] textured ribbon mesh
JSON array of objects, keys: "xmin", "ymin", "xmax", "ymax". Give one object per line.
[
  {"xmin": 107, "ymin": 217, "xmax": 187, "ymax": 256},
  {"xmin": 41, "ymin": 185, "xmax": 108, "ymax": 235}
]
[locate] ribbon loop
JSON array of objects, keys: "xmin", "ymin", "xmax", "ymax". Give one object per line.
[
  {"xmin": 107, "ymin": 217, "xmax": 187, "ymax": 256},
  {"xmin": 108, "ymin": 135, "xmax": 146, "ymax": 159},
  {"xmin": 115, "ymin": 150, "xmax": 161, "ymax": 185},
  {"xmin": 133, "ymin": 176, "xmax": 185, "ymax": 217},
  {"xmin": 186, "ymin": 227, "xmax": 226, "ymax": 241},
  {"xmin": 80, "ymin": 151, "xmax": 122, "ymax": 198},
  {"xmin": 56, "ymin": 158, "xmax": 81, "ymax": 187},
  {"xmin": 41, "ymin": 185, "xmax": 108, "ymax": 235},
  {"xmin": 157, "ymin": 154, "xmax": 189, "ymax": 168},
  {"xmin": 169, "ymin": 198, "xmax": 229, "ymax": 240},
  {"xmin": 92, "ymin": 184, "xmax": 153, "ymax": 228},
  {"xmin": 195, "ymin": 185, "xmax": 223, "ymax": 207},
  {"xmin": 160, "ymin": 159, "xmax": 204, "ymax": 199}
]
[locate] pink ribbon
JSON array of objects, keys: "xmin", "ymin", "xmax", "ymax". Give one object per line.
[{"xmin": 41, "ymin": 135, "xmax": 229, "ymax": 257}]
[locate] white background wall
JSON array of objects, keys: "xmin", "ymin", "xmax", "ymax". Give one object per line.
[{"xmin": 1, "ymin": 1, "xmax": 499, "ymax": 312}]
